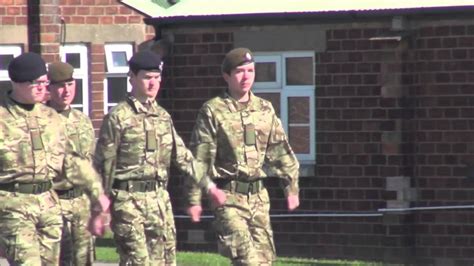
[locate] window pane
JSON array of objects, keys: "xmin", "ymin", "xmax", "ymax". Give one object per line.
[
  {"xmin": 288, "ymin": 97, "xmax": 310, "ymax": 123},
  {"xmin": 289, "ymin": 126, "xmax": 310, "ymax": 154},
  {"xmin": 0, "ymin": 80, "xmax": 12, "ymax": 99},
  {"xmin": 286, "ymin": 57, "xmax": 313, "ymax": 85},
  {"xmin": 65, "ymin": 53, "xmax": 81, "ymax": 68},
  {"xmin": 112, "ymin": 51, "xmax": 128, "ymax": 67},
  {"xmin": 254, "ymin": 92, "xmax": 280, "ymax": 116},
  {"xmin": 72, "ymin": 79, "xmax": 83, "ymax": 105},
  {"xmin": 107, "ymin": 77, "xmax": 128, "ymax": 103},
  {"xmin": 255, "ymin": 62, "xmax": 276, "ymax": 82},
  {"xmin": 0, "ymin": 54, "xmax": 14, "ymax": 70}
]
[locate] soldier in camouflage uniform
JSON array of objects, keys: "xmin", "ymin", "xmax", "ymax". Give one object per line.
[
  {"xmin": 0, "ymin": 53, "xmax": 108, "ymax": 265},
  {"xmin": 47, "ymin": 62, "xmax": 108, "ymax": 266},
  {"xmin": 94, "ymin": 50, "xmax": 226, "ymax": 266},
  {"xmin": 186, "ymin": 48, "xmax": 300, "ymax": 266}
]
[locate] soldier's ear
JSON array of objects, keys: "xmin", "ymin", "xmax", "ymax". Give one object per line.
[{"xmin": 222, "ymin": 72, "xmax": 230, "ymax": 82}]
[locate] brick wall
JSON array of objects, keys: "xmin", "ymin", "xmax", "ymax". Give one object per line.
[
  {"xmin": 163, "ymin": 20, "xmax": 474, "ymax": 265},
  {"xmin": 0, "ymin": 1, "xmax": 154, "ymax": 130},
  {"xmin": 58, "ymin": 0, "xmax": 144, "ymax": 25},
  {"xmin": 0, "ymin": 0, "xmax": 28, "ymax": 25}
]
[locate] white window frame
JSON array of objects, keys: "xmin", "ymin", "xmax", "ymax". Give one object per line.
[
  {"xmin": 60, "ymin": 44, "xmax": 89, "ymax": 115},
  {"xmin": 253, "ymin": 55, "xmax": 282, "ymax": 90},
  {"xmin": 0, "ymin": 45, "xmax": 22, "ymax": 80},
  {"xmin": 281, "ymin": 89, "xmax": 316, "ymax": 162},
  {"xmin": 104, "ymin": 43, "xmax": 133, "ymax": 113},
  {"xmin": 254, "ymin": 51, "xmax": 316, "ymax": 163},
  {"xmin": 105, "ymin": 44, "xmax": 133, "ymax": 73}
]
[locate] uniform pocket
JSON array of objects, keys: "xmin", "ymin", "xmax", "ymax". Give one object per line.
[{"xmin": 216, "ymin": 233, "xmax": 237, "ymax": 259}]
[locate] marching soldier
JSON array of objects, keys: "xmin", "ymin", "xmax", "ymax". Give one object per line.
[
  {"xmin": 94, "ymin": 50, "xmax": 225, "ymax": 265},
  {"xmin": 186, "ymin": 48, "xmax": 300, "ymax": 266},
  {"xmin": 0, "ymin": 53, "xmax": 108, "ymax": 265}
]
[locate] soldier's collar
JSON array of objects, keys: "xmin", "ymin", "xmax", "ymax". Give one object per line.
[
  {"xmin": 58, "ymin": 107, "xmax": 72, "ymax": 117},
  {"xmin": 5, "ymin": 93, "xmax": 41, "ymax": 117},
  {"xmin": 223, "ymin": 91, "xmax": 255, "ymax": 112},
  {"xmin": 127, "ymin": 94, "xmax": 158, "ymax": 114}
]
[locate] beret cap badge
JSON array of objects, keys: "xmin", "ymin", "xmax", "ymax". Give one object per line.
[{"xmin": 245, "ymin": 52, "xmax": 252, "ymax": 61}]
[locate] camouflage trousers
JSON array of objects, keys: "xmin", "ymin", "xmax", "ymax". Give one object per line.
[
  {"xmin": 0, "ymin": 190, "xmax": 63, "ymax": 265},
  {"xmin": 213, "ymin": 188, "xmax": 275, "ymax": 266},
  {"xmin": 58, "ymin": 193, "xmax": 94, "ymax": 266},
  {"xmin": 111, "ymin": 187, "xmax": 176, "ymax": 266}
]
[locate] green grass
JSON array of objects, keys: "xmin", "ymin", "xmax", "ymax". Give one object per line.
[
  {"xmin": 95, "ymin": 247, "xmax": 384, "ymax": 266},
  {"xmin": 95, "ymin": 231, "xmax": 384, "ymax": 265}
]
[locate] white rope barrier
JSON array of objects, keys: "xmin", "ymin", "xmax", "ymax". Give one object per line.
[{"xmin": 173, "ymin": 205, "xmax": 474, "ymax": 219}]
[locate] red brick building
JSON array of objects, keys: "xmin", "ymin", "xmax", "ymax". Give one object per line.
[
  {"xmin": 0, "ymin": 0, "xmax": 156, "ymax": 130},
  {"xmin": 2, "ymin": 1, "xmax": 474, "ymax": 265}
]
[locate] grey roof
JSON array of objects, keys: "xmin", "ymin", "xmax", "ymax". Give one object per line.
[
  {"xmin": 162, "ymin": 0, "xmax": 474, "ymax": 17},
  {"xmin": 123, "ymin": 0, "xmax": 474, "ymax": 18}
]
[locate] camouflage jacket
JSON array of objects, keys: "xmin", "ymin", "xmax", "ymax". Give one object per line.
[
  {"xmin": 0, "ymin": 94, "xmax": 103, "ymax": 195},
  {"xmin": 52, "ymin": 107, "xmax": 103, "ymax": 200},
  {"xmin": 187, "ymin": 91, "xmax": 300, "ymax": 206},
  {"xmin": 94, "ymin": 94, "xmax": 210, "ymax": 194}
]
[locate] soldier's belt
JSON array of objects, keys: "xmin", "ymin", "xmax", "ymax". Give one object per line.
[
  {"xmin": 112, "ymin": 179, "xmax": 163, "ymax": 192},
  {"xmin": 0, "ymin": 180, "xmax": 52, "ymax": 194},
  {"xmin": 215, "ymin": 179, "xmax": 263, "ymax": 195},
  {"xmin": 55, "ymin": 187, "xmax": 84, "ymax": 199}
]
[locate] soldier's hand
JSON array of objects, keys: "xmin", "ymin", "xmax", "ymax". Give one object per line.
[
  {"xmin": 287, "ymin": 194, "xmax": 300, "ymax": 211},
  {"xmin": 88, "ymin": 212, "xmax": 110, "ymax": 237},
  {"xmin": 97, "ymin": 194, "xmax": 111, "ymax": 212},
  {"xmin": 187, "ymin": 205, "xmax": 203, "ymax": 222},
  {"xmin": 207, "ymin": 186, "xmax": 226, "ymax": 207}
]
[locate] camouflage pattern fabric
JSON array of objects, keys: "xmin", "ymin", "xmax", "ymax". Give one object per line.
[
  {"xmin": 0, "ymin": 95, "xmax": 67, "ymax": 265},
  {"xmin": 0, "ymin": 96, "xmax": 66, "ymax": 184},
  {"xmin": 0, "ymin": 93, "xmax": 103, "ymax": 265},
  {"xmin": 0, "ymin": 190, "xmax": 63, "ymax": 265},
  {"xmin": 213, "ymin": 189, "xmax": 275, "ymax": 266},
  {"xmin": 187, "ymin": 92, "xmax": 299, "ymax": 265},
  {"xmin": 53, "ymin": 108, "xmax": 103, "ymax": 200},
  {"xmin": 95, "ymin": 95, "xmax": 211, "ymax": 191},
  {"xmin": 52, "ymin": 108, "xmax": 103, "ymax": 265},
  {"xmin": 59, "ymin": 194, "xmax": 93, "ymax": 266},
  {"xmin": 95, "ymin": 95, "xmax": 204, "ymax": 265},
  {"xmin": 111, "ymin": 188, "xmax": 176, "ymax": 265}
]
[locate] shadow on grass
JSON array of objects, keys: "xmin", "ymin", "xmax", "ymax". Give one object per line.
[
  {"xmin": 96, "ymin": 237, "xmax": 116, "ymax": 247},
  {"xmin": 275, "ymin": 259, "xmax": 319, "ymax": 265},
  {"xmin": 275, "ymin": 258, "xmax": 336, "ymax": 266}
]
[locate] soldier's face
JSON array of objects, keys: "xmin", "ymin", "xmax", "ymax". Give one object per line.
[
  {"xmin": 224, "ymin": 63, "xmax": 255, "ymax": 99},
  {"xmin": 130, "ymin": 70, "xmax": 161, "ymax": 99},
  {"xmin": 11, "ymin": 74, "xmax": 49, "ymax": 104},
  {"xmin": 48, "ymin": 80, "xmax": 76, "ymax": 110}
]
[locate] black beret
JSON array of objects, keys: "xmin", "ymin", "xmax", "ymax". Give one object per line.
[
  {"xmin": 128, "ymin": 50, "xmax": 163, "ymax": 72},
  {"xmin": 222, "ymin": 47, "xmax": 254, "ymax": 74},
  {"xmin": 48, "ymin": 62, "xmax": 74, "ymax": 84},
  {"xmin": 8, "ymin": 52, "xmax": 47, "ymax": 83}
]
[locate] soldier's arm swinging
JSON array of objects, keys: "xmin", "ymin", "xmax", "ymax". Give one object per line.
[
  {"xmin": 265, "ymin": 112, "xmax": 300, "ymax": 211},
  {"xmin": 186, "ymin": 106, "xmax": 223, "ymax": 222},
  {"xmin": 170, "ymin": 120, "xmax": 226, "ymax": 209}
]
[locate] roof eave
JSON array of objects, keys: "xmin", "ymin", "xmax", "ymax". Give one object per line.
[
  {"xmin": 120, "ymin": 0, "xmax": 166, "ymax": 17},
  {"xmin": 144, "ymin": 5, "xmax": 474, "ymax": 26}
]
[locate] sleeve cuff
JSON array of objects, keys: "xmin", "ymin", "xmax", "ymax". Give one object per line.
[{"xmin": 284, "ymin": 183, "xmax": 299, "ymax": 197}]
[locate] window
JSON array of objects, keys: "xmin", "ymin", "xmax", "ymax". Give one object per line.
[
  {"xmin": 104, "ymin": 43, "xmax": 133, "ymax": 113},
  {"xmin": 254, "ymin": 52, "xmax": 315, "ymax": 162},
  {"xmin": 60, "ymin": 44, "xmax": 89, "ymax": 114},
  {"xmin": 0, "ymin": 45, "xmax": 22, "ymax": 97}
]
